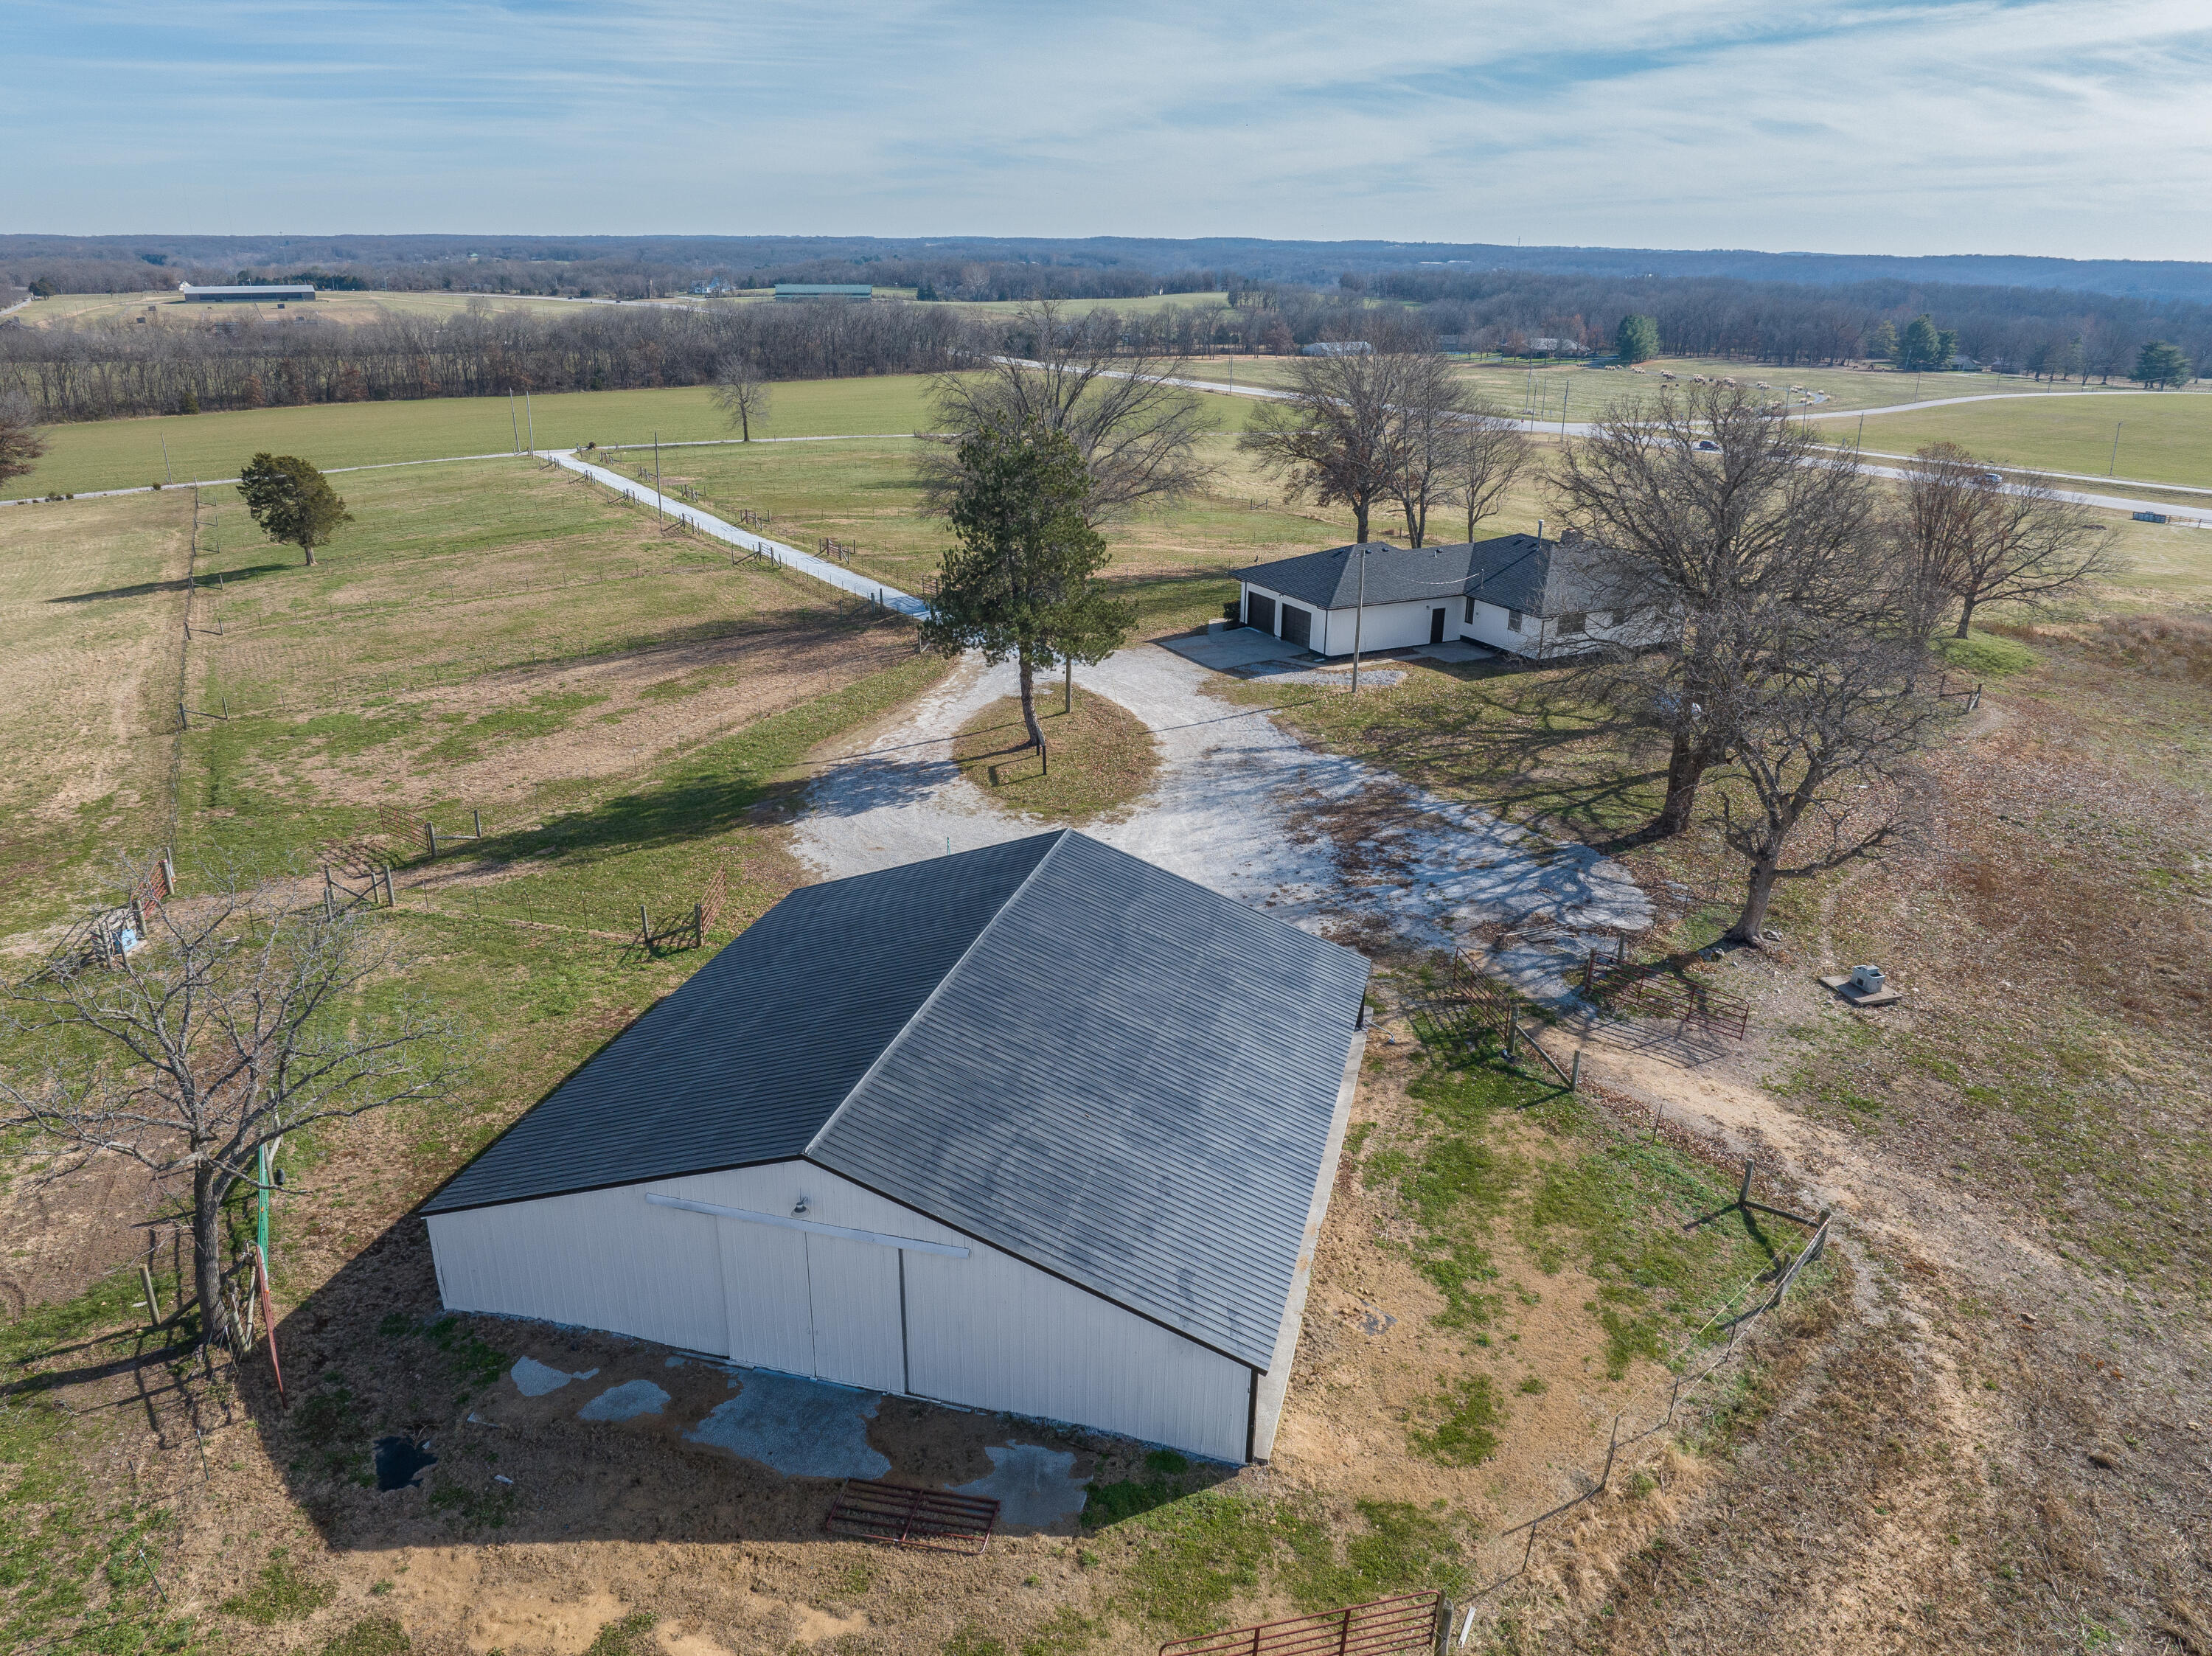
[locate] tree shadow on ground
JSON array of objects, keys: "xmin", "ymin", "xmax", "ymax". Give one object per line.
[
  {"xmin": 246, "ymin": 1216, "xmax": 1238, "ymax": 1556},
  {"xmin": 49, "ymin": 564, "xmax": 293, "ymax": 603}
]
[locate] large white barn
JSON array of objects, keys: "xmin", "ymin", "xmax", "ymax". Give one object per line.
[
  {"xmin": 421, "ymin": 830, "xmax": 1370, "ymax": 1464},
  {"xmin": 1236, "ymin": 532, "xmax": 1669, "ymax": 661}
]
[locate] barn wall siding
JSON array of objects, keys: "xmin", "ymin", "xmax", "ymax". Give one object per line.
[{"xmin": 426, "ymin": 1161, "xmax": 1256, "ymax": 1463}]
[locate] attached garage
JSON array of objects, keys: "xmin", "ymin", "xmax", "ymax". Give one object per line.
[{"xmin": 421, "ymin": 829, "xmax": 1370, "ymax": 1464}]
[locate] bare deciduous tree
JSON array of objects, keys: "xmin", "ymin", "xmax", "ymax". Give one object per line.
[
  {"xmin": 1452, "ymin": 402, "xmax": 1533, "ymax": 543},
  {"xmin": 1239, "ymin": 348, "xmax": 1422, "ymax": 545},
  {"xmin": 0, "ymin": 390, "xmax": 49, "ymax": 487},
  {"xmin": 1714, "ymin": 609, "xmax": 1954, "ymax": 944},
  {"xmin": 711, "ymin": 354, "xmax": 773, "ymax": 442},
  {"xmin": 1899, "ymin": 443, "xmax": 2115, "ymax": 636},
  {"xmin": 924, "ymin": 300, "xmax": 1211, "ymax": 526},
  {"xmin": 1, "ymin": 870, "xmax": 460, "ymax": 1351},
  {"xmin": 1552, "ymin": 386, "xmax": 1883, "ymax": 838},
  {"xmin": 1386, "ymin": 355, "xmax": 1468, "ymax": 548}
]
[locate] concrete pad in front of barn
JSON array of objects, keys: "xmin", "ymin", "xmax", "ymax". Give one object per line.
[{"xmin": 684, "ymin": 1370, "xmax": 891, "ymax": 1479}]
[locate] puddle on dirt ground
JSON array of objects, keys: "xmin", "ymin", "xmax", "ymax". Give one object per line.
[
  {"xmin": 684, "ymin": 1370, "xmax": 891, "ymax": 1478},
  {"xmin": 512, "ymin": 1355, "xmax": 599, "ymax": 1396},
  {"xmin": 950, "ymin": 1442, "xmax": 1088, "ymax": 1530},
  {"xmin": 372, "ymin": 1435, "xmax": 437, "ymax": 1491},
  {"xmin": 577, "ymin": 1379, "xmax": 669, "ymax": 1421}
]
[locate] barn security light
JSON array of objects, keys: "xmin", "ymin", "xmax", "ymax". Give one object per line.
[{"xmin": 792, "ymin": 1197, "xmax": 811, "ymax": 1216}]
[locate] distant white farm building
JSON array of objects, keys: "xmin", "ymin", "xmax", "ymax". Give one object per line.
[
  {"xmin": 1235, "ymin": 534, "xmax": 1669, "ymax": 661},
  {"xmin": 773, "ymin": 283, "xmax": 873, "ymax": 302},
  {"xmin": 1300, "ymin": 340, "xmax": 1373, "ymax": 356},
  {"xmin": 422, "ymin": 829, "xmax": 1369, "ymax": 1464},
  {"xmin": 177, "ymin": 284, "xmax": 316, "ymax": 304}
]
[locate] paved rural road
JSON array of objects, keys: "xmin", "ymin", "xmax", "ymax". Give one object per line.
[
  {"xmin": 1124, "ymin": 368, "xmax": 2212, "ymax": 521},
  {"xmin": 791, "ymin": 643, "xmax": 1652, "ymax": 989}
]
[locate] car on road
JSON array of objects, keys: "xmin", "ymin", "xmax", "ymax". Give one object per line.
[
  {"xmin": 1978, "ymin": 470, "xmax": 2004, "ymax": 484},
  {"xmin": 1696, "ymin": 439, "xmax": 1722, "ymax": 452}
]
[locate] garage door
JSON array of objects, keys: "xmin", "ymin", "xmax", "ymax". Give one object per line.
[
  {"xmin": 1247, "ymin": 591, "xmax": 1276, "ymax": 633},
  {"xmin": 1281, "ymin": 604, "xmax": 1312, "ymax": 647}
]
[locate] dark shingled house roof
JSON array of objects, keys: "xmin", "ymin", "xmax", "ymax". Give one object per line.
[
  {"xmin": 1241, "ymin": 534, "xmax": 1613, "ymax": 618},
  {"xmin": 421, "ymin": 830, "xmax": 1371, "ymax": 1370}
]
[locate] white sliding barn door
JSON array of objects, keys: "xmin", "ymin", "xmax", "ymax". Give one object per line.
[
  {"xmin": 718, "ymin": 1217, "xmax": 814, "ymax": 1377},
  {"xmin": 804, "ymin": 1234, "xmax": 906, "ymax": 1394}
]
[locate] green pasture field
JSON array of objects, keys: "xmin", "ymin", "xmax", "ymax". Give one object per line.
[
  {"xmin": 11, "ymin": 376, "xmax": 942, "ymax": 499},
  {"xmin": 591, "ymin": 428, "xmax": 1506, "ymax": 635},
  {"xmin": 1846, "ymin": 392, "xmax": 2212, "ymax": 490},
  {"xmin": 0, "ymin": 458, "xmax": 939, "ymax": 937}
]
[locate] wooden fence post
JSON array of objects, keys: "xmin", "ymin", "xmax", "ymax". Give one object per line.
[
  {"xmin": 426, "ymin": 822, "xmax": 438, "ymax": 859},
  {"xmin": 693, "ymin": 902, "xmax": 704, "ymax": 947},
  {"xmin": 640, "ymin": 903, "xmax": 650, "ymax": 950},
  {"xmin": 473, "ymin": 809, "xmax": 482, "ymax": 838},
  {"xmin": 140, "ymin": 1262, "xmax": 162, "ymax": 1329}
]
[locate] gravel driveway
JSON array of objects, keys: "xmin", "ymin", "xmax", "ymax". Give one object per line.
[{"xmin": 793, "ymin": 643, "xmax": 1649, "ymax": 989}]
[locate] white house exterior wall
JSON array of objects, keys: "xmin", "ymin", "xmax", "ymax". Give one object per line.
[
  {"xmin": 426, "ymin": 1161, "xmax": 1258, "ymax": 1463},
  {"xmin": 1311, "ymin": 597, "xmax": 1449, "ymax": 657}
]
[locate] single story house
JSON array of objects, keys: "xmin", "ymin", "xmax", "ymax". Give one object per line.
[
  {"xmin": 773, "ymin": 283, "xmax": 872, "ymax": 302},
  {"xmin": 1300, "ymin": 340, "xmax": 1372, "ymax": 356},
  {"xmin": 177, "ymin": 284, "xmax": 316, "ymax": 304},
  {"xmin": 1236, "ymin": 533, "xmax": 1668, "ymax": 661},
  {"xmin": 420, "ymin": 829, "xmax": 1370, "ymax": 1464}
]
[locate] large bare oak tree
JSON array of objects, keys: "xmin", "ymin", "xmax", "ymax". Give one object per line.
[{"xmin": 1552, "ymin": 386, "xmax": 1882, "ymax": 838}]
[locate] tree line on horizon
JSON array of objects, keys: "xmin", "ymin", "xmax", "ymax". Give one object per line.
[{"xmin": 1, "ymin": 265, "xmax": 2198, "ymax": 428}]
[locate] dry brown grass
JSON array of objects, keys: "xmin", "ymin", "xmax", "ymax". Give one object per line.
[{"xmin": 950, "ymin": 684, "xmax": 1161, "ymax": 824}]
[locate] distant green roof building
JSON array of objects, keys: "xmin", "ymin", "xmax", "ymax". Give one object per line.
[{"xmin": 773, "ymin": 282, "xmax": 872, "ymax": 302}]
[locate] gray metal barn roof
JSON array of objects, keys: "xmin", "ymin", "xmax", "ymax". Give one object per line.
[
  {"xmin": 422, "ymin": 830, "xmax": 1371, "ymax": 1369},
  {"xmin": 1242, "ymin": 534, "xmax": 1609, "ymax": 618}
]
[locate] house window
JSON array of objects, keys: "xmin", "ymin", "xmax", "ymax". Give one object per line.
[
  {"xmin": 1558, "ymin": 612, "xmax": 1587, "ymax": 635},
  {"xmin": 1464, "ymin": 595, "xmax": 1475, "ymax": 625},
  {"xmin": 1506, "ymin": 608, "xmax": 1524, "ymax": 633}
]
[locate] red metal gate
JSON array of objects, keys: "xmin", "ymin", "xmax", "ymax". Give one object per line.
[{"xmin": 1159, "ymin": 1591, "xmax": 1445, "ymax": 1656}]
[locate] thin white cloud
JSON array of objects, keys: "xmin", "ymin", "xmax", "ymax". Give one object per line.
[{"xmin": 4, "ymin": 0, "xmax": 2208, "ymax": 257}]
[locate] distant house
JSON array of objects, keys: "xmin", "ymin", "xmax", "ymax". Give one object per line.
[
  {"xmin": 1300, "ymin": 340, "xmax": 1373, "ymax": 356},
  {"xmin": 177, "ymin": 284, "xmax": 316, "ymax": 304},
  {"xmin": 774, "ymin": 283, "xmax": 873, "ymax": 302},
  {"xmin": 1235, "ymin": 534, "xmax": 1669, "ymax": 661},
  {"xmin": 1526, "ymin": 337, "xmax": 1591, "ymax": 357}
]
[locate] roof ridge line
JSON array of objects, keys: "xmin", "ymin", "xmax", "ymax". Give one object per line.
[{"xmin": 803, "ymin": 829, "xmax": 1072, "ymax": 1161}]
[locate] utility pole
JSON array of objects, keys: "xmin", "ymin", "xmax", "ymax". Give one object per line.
[
  {"xmin": 525, "ymin": 389, "xmax": 536, "ymax": 454},
  {"xmin": 1560, "ymin": 378, "xmax": 1571, "ymax": 439},
  {"xmin": 2110, "ymin": 421, "xmax": 2123, "ymax": 478},
  {"xmin": 653, "ymin": 431, "xmax": 663, "ymax": 520},
  {"xmin": 160, "ymin": 434, "xmax": 172, "ymax": 484},
  {"xmin": 1349, "ymin": 546, "xmax": 1369, "ymax": 695},
  {"xmin": 509, "ymin": 392, "xmax": 520, "ymax": 453}
]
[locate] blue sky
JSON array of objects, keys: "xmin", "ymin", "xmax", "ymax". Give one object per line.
[{"xmin": 7, "ymin": 0, "xmax": 2211, "ymax": 257}]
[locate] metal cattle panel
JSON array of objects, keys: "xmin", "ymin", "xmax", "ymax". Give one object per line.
[
  {"xmin": 1159, "ymin": 1590, "xmax": 1445, "ymax": 1656},
  {"xmin": 823, "ymin": 1478, "xmax": 1000, "ymax": 1554}
]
